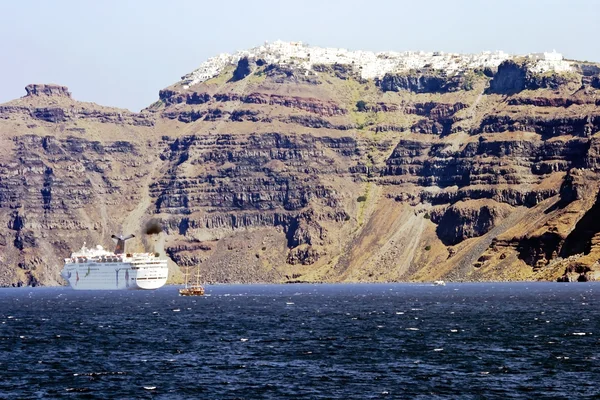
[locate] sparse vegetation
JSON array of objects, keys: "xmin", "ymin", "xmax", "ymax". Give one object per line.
[
  {"xmin": 366, "ymin": 153, "xmax": 375, "ymax": 167},
  {"xmin": 204, "ymin": 66, "xmax": 235, "ymax": 86},
  {"xmin": 147, "ymin": 99, "xmax": 164, "ymax": 111},
  {"xmin": 246, "ymin": 68, "xmax": 267, "ymax": 84},
  {"xmin": 461, "ymin": 72, "xmax": 476, "ymax": 91},
  {"xmin": 356, "ymin": 100, "xmax": 367, "ymax": 112},
  {"xmin": 356, "ymin": 182, "xmax": 373, "ymax": 229}
]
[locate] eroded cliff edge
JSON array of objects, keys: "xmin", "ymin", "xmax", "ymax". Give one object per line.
[{"xmin": 1, "ymin": 51, "xmax": 600, "ymax": 286}]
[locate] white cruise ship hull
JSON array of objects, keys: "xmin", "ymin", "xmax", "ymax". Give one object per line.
[{"xmin": 61, "ymin": 261, "xmax": 168, "ymax": 290}]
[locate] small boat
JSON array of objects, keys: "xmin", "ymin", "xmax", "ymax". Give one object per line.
[
  {"xmin": 179, "ymin": 266, "xmax": 205, "ymax": 296},
  {"xmin": 179, "ymin": 286, "xmax": 205, "ymax": 296},
  {"xmin": 433, "ymin": 280, "xmax": 446, "ymax": 286}
]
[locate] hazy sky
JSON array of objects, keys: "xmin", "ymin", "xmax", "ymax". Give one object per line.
[{"xmin": 1, "ymin": 0, "xmax": 598, "ymax": 111}]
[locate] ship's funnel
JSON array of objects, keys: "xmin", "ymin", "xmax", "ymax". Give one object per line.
[{"xmin": 111, "ymin": 234, "xmax": 135, "ymax": 254}]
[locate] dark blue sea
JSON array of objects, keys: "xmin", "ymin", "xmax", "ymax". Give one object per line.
[{"xmin": 0, "ymin": 283, "xmax": 599, "ymax": 399}]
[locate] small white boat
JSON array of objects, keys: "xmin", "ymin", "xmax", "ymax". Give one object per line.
[{"xmin": 433, "ymin": 280, "xmax": 446, "ymax": 286}]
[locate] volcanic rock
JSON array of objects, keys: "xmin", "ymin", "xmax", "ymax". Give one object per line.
[{"xmin": 1, "ymin": 43, "xmax": 600, "ymax": 286}]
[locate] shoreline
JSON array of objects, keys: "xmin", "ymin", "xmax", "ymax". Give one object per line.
[{"xmin": 1, "ymin": 280, "xmax": 592, "ymax": 290}]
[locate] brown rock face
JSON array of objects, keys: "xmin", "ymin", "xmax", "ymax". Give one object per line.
[
  {"xmin": 1, "ymin": 84, "xmax": 154, "ymax": 126},
  {"xmin": 2, "ymin": 54, "xmax": 600, "ymax": 287},
  {"xmin": 158, "ymin": 91, "xmax": 347, "ymax": 117},
  {"xmin": 431, "ymin": 200, "xmax": 513, "ymax": 246},
  {"xmin": 25, "ymin": 84, "xmax": 71, "ymax": 98}
]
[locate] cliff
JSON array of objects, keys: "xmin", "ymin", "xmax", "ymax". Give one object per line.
[{"xmin": 1, "ymin": 46, "xmax": 600, "ymax": 287}]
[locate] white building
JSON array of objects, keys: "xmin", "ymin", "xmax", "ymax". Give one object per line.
[
  {"xmin": 528, "ymin": 50, "xmax": 571, "ymax": 73},
  {"xmin": 181, "ymin": 41, "xmax": 572, "ymax": 87}
]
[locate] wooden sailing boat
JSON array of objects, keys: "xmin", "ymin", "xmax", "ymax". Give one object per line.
[{"xmin": 179, "ymin": 266, "xmax": 205, "ymax": 296}]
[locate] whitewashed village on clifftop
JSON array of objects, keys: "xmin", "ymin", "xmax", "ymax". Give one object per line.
[{"xmin": 182, "ymin": 40, "xmax": 572, "ymax": 87}]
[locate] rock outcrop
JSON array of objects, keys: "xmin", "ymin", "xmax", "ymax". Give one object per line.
[
  {"xmin": 488, "ymin": 60, "xmax": 580, "ymax": 94},
  {"xmin": 377, "ymin": 71, "xmax": 472, "ymax": 93},
  {"xmin": 25, "ymin": 84, "xmax": 72, "ymax": 98},
  {"xmin": 1, "ymin": 44, "xmax": 600, "ymax": 287},
  {"xmin": 431, "ymin": 200, "xmax": 513, "ymax": 245}
]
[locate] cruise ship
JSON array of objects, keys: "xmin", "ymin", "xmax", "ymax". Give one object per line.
[{"xmin": 60, "ymin": 234, "xmax": 168, "ymax": 290}]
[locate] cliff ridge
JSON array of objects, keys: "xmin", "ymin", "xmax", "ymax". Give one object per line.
[{"xmin": 1, "ymin": 42, "xmax": 600, "ymax": 286}]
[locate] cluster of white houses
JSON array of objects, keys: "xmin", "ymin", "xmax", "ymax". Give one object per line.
[
  {"xmin": 527, "ymin": 50, "xmax": 572, "ymax": 73},
  {"xmin": 182, "ymin": 41, "xmax": 572, "ymax": 87}
]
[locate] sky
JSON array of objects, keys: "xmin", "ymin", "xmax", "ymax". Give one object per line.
[{"xmin": 1, "ymin": 0, "xmax": 598, "ymax": 111}]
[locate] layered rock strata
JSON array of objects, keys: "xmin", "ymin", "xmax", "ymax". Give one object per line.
[{"xmin": 1, "ymin": 45, "xmax": 600, "ymax": 286}]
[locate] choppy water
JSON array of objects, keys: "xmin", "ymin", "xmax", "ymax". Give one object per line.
[{"xmin": 0, "ymin": 283, "xmax": 599, "ymax": 399}]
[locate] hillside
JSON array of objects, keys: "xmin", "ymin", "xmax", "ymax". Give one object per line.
[{"xmin": 1, "ymin": 42, "xmax": 600, "ymax": 286}]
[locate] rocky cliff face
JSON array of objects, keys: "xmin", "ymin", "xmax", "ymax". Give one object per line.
[
  {"xmin": 25, "ymin": 84, "xmax": 72, "ymax": 98},
  {"xmin": 488, "ymin": 60, "xmax": 582, "ymax": 94},
  {"xmin": 2, "ymin": 49, "xmax": 600, "ymax": 286}
]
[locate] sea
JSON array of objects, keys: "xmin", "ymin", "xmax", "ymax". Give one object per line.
[{"xmin": 0, "ymin": 283, "xmax": 598, "ymax": 399}]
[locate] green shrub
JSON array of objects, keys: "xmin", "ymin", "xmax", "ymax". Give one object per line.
[
  {"xmin": 424, "ymin": 245, "xmax": 431, "ymax": 251},
  {"xmin": 357, "ymin": 195, "xmax": 367, "ymax": 202},
  {"xmin": 356, "ymin": 100, "xmax": 367, "ymax": 112},
  {"xmin": 423, "ymin": 213, "xmax": 431, "ymax": 219}
]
